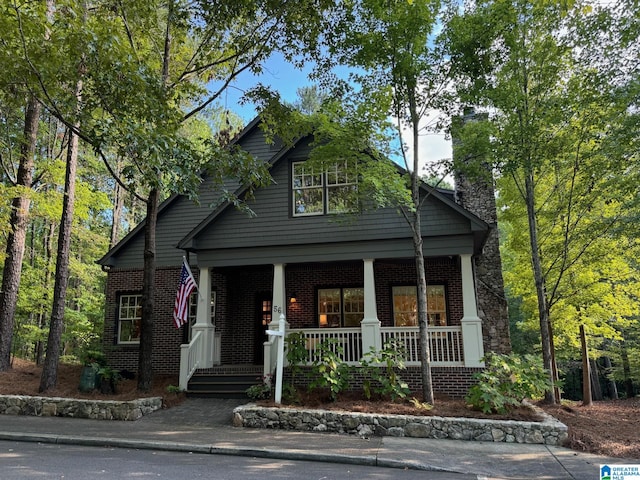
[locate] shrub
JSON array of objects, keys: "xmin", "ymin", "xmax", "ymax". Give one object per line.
[
  {"xmin": 285, "ymin": 332, "xmax": 308, "ymax": 383},
  {"xmin": 360, "ymin": 339, "xmax": 411, "ymax": 401},
  {"xmin": 309, "ymin": 339, "xmax": 351, "ymax": 401},
  {"xmin": 465, "ymin": 353, "xmax": 551, "ymax": 414},
  {"xmin": 246, "ymin": 375, "xmax": 272, "ymax": 401}
]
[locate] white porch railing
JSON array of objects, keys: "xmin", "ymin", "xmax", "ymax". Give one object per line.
[
  {"xmin": 381, "ymin": 326, "xmax": 464, "ymax": 366},
  {"xmin": 281, "ymin": 326, "xmax": 463, "ymax": 367},
  {"xmin": 289, "ymin": 328, "xmax": 363, "ymax": 365},
  {"xmin": 179, "ymin": 330, "xmax": 202, "ymax": 390}
]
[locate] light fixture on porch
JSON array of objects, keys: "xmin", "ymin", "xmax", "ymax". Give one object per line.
[{"xmin": 289, "ymin": 292, "xmax": 297, "ymax": 304}]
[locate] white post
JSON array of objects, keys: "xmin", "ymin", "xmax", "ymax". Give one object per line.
[
  {"xmin": 275, "ymin": 314, "xmax": 286, "ymax": 404},
  {"xmin": 268, "ymin": 264, "xmax": 288, "ymax": 374},
  {"xmin": 360, "ymin": 259, "xmax": 381, "ymax": 355},
  {"xmin": 265, "ymin": 314, "xmax": 286, "ymax": 404},
  {"xmin": 192, "ymin": 266, "xmax": 214, "ymax": 369},
  {"xmin": 460, "ymin": 254, "xmax": 485, "ymax": 367}
]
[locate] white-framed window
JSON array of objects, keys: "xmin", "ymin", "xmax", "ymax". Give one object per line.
[
  {"xmin": 392, "ymin": 285, "xmax": 447, "ymax": 327},
  {"xmin": 318, "ymin": 287, "xmax": 364, "ymax": 327},
  {"xmin": 117, "ymin": 294, "xmax": 142, "ymax": 343},
  {"xmin": 292, "ymin": 160, "xmax": 357, "ymax": 216}
]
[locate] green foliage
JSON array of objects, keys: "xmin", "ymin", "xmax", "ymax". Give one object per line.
[
  {"xmin": 285, "ymin": 331, "xmax": 309, "ymax": 390},
  {"xmin": 166, "ymin": 385, "xmax": 183, "ymax": 394},
  {"xmin": 359, "ymin": 339, "xmax": 411, "ymax": 401},
  {"xmin": 245, "ymin": 375, "xmax": 272, "ymax": 401},
  {"xmin": 309, "ymin": 339, "xmax": 351, "ymax": 401},
  {"xmin": 80, "ymin": 350, "xmax": 107, "ymax": 367},
  {"xmin": 465, "ymin": 353, "xmax": 551, "ymax": 414},
  {"xmin": 409, "ymin": 397, "xmax": 433, "ymax": 411}
]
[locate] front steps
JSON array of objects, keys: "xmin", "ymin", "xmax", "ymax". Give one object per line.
[{"xmin": 187, "ymin": 366, "xmax": 263, "ymax": 399}]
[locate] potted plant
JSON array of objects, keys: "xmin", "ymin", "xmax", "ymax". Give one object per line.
[{"xmin": 97, "ymin": 366, "xmax": 122, "ymax": 394}]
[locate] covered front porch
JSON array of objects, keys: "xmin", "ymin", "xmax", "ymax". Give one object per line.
[{"xmin": 179, "ymin": 255, "xmax": 485, "ymax": 392}]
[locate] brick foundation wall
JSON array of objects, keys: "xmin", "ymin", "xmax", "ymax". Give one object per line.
[{"xmin": 284, "ymin": 366, "xmax": 480, "ymax": 399}]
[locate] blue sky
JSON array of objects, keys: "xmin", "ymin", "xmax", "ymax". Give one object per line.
[{"xmin": 222, "ymin": 53, "xmax": 314, "ymax": 123}]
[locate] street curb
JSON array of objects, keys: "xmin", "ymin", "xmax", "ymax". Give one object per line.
[{"xmin": 0, "ymin": 431, "xmax": 442, "ymax": 472}]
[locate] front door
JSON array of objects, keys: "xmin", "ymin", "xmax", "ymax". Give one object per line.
[{"xmin": 255, "ymin": 293, "xmax": 272, "ymax": 364}]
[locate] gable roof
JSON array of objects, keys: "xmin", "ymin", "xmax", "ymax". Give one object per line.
[{"xmin": 99, "ymin": 116, "xmax": 489, "ymax": 268}]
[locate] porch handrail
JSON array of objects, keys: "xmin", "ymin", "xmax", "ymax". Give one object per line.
[
  {"xmin": 289, "ymin": 328, "xmax": 363, "ymax": 365},
  {"xmin": 381, "ymin": 326, "xmax": 464, "ymax": 366},
  {"xmin": 179, "ymin": 330, "xmax": 202, "ymax": 391}
]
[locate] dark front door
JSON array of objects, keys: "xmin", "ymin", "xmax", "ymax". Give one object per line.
[{"xmin": 255, "ymin": 293, "xmax": 272, "ymax": 364}]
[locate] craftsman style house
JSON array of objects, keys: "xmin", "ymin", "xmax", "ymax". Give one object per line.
[{"xmin": 98, "ymin": 116, "xmax": 510, "ymax": 398}]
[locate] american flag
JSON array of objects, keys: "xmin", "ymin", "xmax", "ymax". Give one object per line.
[{"xmin": 173, "ymin": 258, "xmax": 197, "ymax": 328}]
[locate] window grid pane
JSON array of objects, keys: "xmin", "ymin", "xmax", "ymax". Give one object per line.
[
  {"xmin": 318, "ymin": 288, "xmax": 341, "ymax": 327},
  {"xmin": 393, "ymin": 286, "xmax": 418, "ymax": 327},
  {"xmin": 427, "ymin": 285, "xmax": 447, "ymax": 326},
  {"xmin": 343, "ymin": 287, "xmax": 364, "ymax": 327},
  {"xmin": 293, "ymin": 162, "xmax": 324, "ymax": 216},
  {"xmin": 118, "ymin": 294, "xmax": 142, "ymax": 343}
]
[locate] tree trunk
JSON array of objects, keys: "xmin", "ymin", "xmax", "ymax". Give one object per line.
[
  {"xmin": 415, "ymin": 233, "xmax": 435, "ymax": 405},
  {"xmin": 137, "ymin": 188, "xmax": 160, "ymax": 392},
  {"xmin": 110, "ymin": 158, "xmax": 125, "ymax": 248},
  {"xmin": 406, "ymin": 88, "xmax": 434, "ymax": 405},
  {"xmin": 589, "ymin": 359, "xmax": 603, "ymax": 401},
  {"xmin": 620, "ymin": 343, "xmax": 634, "ymax": 398},
  {"xmin": 580, "ymin": 324, "xmax": 592, "ymax": 406},
  {"xmin": 0, "ymin": 96, "xmax": 41, "ymax": 371},
  {"xmin": 39, "ymin": 75, "xmax": 83, "ymax": 392},
  {"xmin": 601, "ymin": 356, "xmax": 618, "ymax": 400},
  {"xmin": 524, "ymin": 171, "xmax": 558, "ymax": 404},
  {"xmin": 39, "ymin": 122, "xmax": 80, "ymax": 392}
]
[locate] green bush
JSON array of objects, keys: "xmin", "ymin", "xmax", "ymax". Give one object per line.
[
  {"xmin": 465, "ymin": 353, "xmax": 551, "ymax": 414},
  {"xmin": 285, "ymin": 332, "xmax": 308, "ymax": 383},
  {"xmin": 246, "ymin": 375, "xmax": 272, "ymax": 401},
  {"xmin": 360, "ymin": 339, "xmax": 410, "ymax": 401},
  {"xmin": 309, "ymin": 339, "xmax": 351, "ymax": 401}
]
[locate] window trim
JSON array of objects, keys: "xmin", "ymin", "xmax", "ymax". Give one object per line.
[
  {"xmin": 391, "ymin": 284, "xmax": 448, "ymax": 327},
  {"xmin": 292, "ymin": 160, "xmax": 358, "ymax": 217},
  {"xmin": 317, "ymin": 286, "xmax": 364, "ymax": 328},
  {"xmin": 117, "ymin": 293, "xmax": 142, "ymax": 344}
]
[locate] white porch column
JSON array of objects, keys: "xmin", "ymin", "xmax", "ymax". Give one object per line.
[
  {"xmin": 267, "ymin": 264, "xmax": 288, "ymax": 374},
  {"xmin": 460, "ymin": 254, "xmax": 485, "ymax": 367},
  {"xmin": 192, "ymin": 266, "xmax": 215, "ymax": 368},
  {"xmin": 360, "ymin": 259, "xmax": 381, "ymax": 355}
]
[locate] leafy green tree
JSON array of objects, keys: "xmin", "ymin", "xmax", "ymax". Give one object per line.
[
  {"xmin": 447, "ymin": 0, "xmax": 640, "ymax": 402},
  {"xmin": 305, "ymin": 0, "xmax": 459, "ymax": 404}
]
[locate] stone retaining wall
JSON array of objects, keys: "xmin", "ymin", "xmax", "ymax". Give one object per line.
[
  {"xmin": 233, "ymin": 404, "xmax": 568, "ymax": 446},
  {"xmin": 0, "ymin": 395, "xmax": 162, "ymax": 421}
]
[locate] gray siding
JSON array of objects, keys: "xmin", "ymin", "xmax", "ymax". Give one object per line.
[
  {"xmin": 103, "ymin": 121, "xmax": 485, "ymax": 270},
  {"xmin": 192, "ymin": 153, "xmax": 474, "ymax": 253},
  {"xmin": 110, "ymin": 177, "xmax": 229, "ymax": 268}
]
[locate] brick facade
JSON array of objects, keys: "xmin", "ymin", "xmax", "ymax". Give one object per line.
[{"xmin": 103, "ymin": 266, "xmax": 185, "ymax": 375}]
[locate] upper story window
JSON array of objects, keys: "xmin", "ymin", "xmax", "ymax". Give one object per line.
[{"xmin": 292, "ymin": 161, "xmax": 357, "ymax": 216}]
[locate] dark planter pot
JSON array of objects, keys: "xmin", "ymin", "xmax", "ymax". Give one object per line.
[
  {"xmin": 98, "ymin": 376, "xmax": 116, "ymax": 395},
  {"xmin": 78, "ymin": 366, "xmax": 98, "ymax": 392}
]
